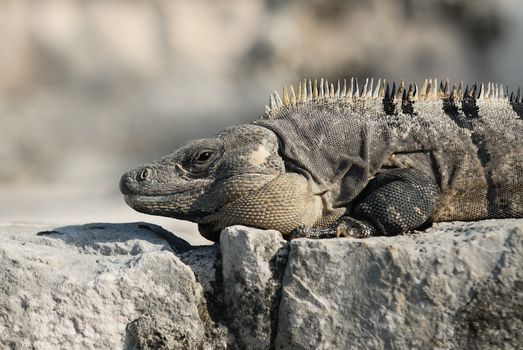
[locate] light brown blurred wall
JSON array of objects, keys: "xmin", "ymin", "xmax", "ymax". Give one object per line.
[{"xmin": 0, "ymin": 0, "xmax": 521, "ymax": 183}]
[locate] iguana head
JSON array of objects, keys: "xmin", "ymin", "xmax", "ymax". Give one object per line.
[{"xmin": 120, "ymin": 124, "xmax": 323, "ymax": 241}]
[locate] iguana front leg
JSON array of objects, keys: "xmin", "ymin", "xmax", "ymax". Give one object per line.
[{"xmin": 291, "ymin": 168, "xmax": 440, "ymax": 239}]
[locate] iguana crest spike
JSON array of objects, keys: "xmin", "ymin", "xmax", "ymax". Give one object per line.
[
  {"xmin": 257, "ymin": 77, "xmax": 521, "ymax": 117},
  {"xmin": 450, "ymin": 84, "xmax": 457, "ymax": 99},
  {"xmin": 478, "ymin": 83, "xmax": 485, "ymax": 100},
  {"xmin": 470, "ymin": 83, "xmax": 477, "ymax": 98},
  {"xmin": 269, "ymin": 93, "xmax": 277, "ymax": 111},
  {"xmin": 396, "ymin": 80, "xmax": 405, "ymax": 100},
  {"xmin": 283, "ymin": 86, "xmax": 290, "ymax": 105},
  {"xmin": 274, "ymin": 90, "xmax": 283, "ymax": 106},
  {"xmin": 373, "ymin": 79, "xmax": 381, "ymax": 98},
  {"xmin": 290, "ymin": 85, "xmax": 297, "ymax": 105},
  {"xmin": 420, "ymin": 79, "xmax": 428, "ymax": 98},
  {"xmin": 368, "ymin": 78, "xmax": 375, "ymax": 98},
  {"xmin": 457, "ymin": 82, "xmax": 464, "ymax": 99},
  {"xmin": 391, "ymin": 82, "xmax": 397, "ymax": 100},
  {"xmin": 384, "ymin": 82, "xmax": 391, "ymax": 100},
  {"xmin": 305, "ymin": 79, "xmax": 310, "ymax": 100},
  {"xmin": 407, "ymin": 84, "xmax": 415, "ymax": 100},
  {"xmin": 362, "ymin": 78, "xmax": 369, "ymax": 99},
  {"xmin": 379, "ymin": 79, "xmax": 386, "ymax": 98},
  {"xmin": 401, "ymin": 87, "xmax": 408, "ymax": 102}
]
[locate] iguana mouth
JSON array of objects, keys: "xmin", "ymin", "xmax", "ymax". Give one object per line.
[
  {"xmin": 123, "ymin": 193, "xmax": 213, "ymax": 221},
  {"xmin": 123, "ymin": 193, "xmax": 181, "ymax": 203}
]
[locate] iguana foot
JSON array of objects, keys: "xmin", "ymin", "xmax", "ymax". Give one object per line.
[
  {"xmin": 289, "ymin": 225, "xmax": 336, "ymax": 239},
  {"xmin": 289, "ymin": 217, "xmax": 377, "ymax": 240},
  {"xmin": 335, "ymin": 217, "xmax": 376, "ymax": 238}
]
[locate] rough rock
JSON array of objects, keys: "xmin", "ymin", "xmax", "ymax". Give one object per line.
[
  {"xmin": 1, "ymin": 219, "xmax": 522, "ymax": 349},
  {"xmin": 0, "ymin": 222, "xmax": 220, "ymax": 350},
  {"xmin": 220, "ymin": 226, "xmax": 287, "ymax": 350},
  {"xmin": 275, "ymin": 219, "xmax": 523, "ymax": 349}
]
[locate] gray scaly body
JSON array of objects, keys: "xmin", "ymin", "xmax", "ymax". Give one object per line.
[{"xmin": 120, "ymin": 78, "xmax": 523, "ymax": 241}]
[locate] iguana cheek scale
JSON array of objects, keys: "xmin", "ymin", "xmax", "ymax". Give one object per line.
[{"xmin": 120, "ymin": 78, "xmax": 523, "ymax": 242}]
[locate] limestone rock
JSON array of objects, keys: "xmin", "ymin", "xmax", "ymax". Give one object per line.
[
  {"xmin": 220, "ymin": 226, "xmax": 287, "ymax": 350},
  {"xmin": 275, "ymin": 219, "xmax": 523, "ymax": 349},
  {"xmin": 0, "ymin": 222, "xmax": 214, "ymax": 350},
  {"xmin": 1, "ymin": 219, "xmax": 522, "ymax": 349}
]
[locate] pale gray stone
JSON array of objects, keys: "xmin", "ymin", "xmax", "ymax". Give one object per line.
[
  {"xmin": 0, "ymin": 222, "xmax": 211, "ymax": 350},
  {"xmin": 220, "ymin": 225, "xmax": 287, "ymax": 350},
  {"xmin": 2, "ymin": 219, "xmax": 522, "ymax": 349},
  {"xmin": 275, "ymin": 219, "xmax": 523, "ymax": 350}
]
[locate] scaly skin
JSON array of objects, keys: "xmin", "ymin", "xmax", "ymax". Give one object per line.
[{"xmin": 120, "ymin": 78, "xmax": 523, "ymax": 241}]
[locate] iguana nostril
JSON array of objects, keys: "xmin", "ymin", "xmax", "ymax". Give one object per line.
[{"xmin": 137, "ymin": 168, "xmax": 151, "ymax": 182}]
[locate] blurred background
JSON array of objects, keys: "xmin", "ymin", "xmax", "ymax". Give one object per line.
[{"xmin": 1, "ymin": 0, "xmax": 522, "ymax": 244}]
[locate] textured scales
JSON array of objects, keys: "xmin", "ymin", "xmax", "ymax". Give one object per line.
[{"xmin": 120, "ymin": 77, "xmax": 523, "ymax": 241}]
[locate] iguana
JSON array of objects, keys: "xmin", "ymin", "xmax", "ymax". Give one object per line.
[{"xmin": 120, "ymin": 78, "xmax": 523, "ymax": 242}]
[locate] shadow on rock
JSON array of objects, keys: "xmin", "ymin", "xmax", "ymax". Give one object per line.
[{"xmin": 37, "ymin": 222, "xmax": 193, "ymax": 255}]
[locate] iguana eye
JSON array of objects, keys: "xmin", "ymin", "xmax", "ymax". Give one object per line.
[
  {"xmin": 192, "ymin": 149, "xmax": 216, "ymax": 166},
  {"xmin": 197, "ymin": 151, "xmax": 212, "ymax": 162}
]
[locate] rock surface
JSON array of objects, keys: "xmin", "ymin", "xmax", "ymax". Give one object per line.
[
  {"xmin": 0, "ymin": 222, "xmax": 219, "ymax": 350},
  {"xmin": 1, "ymin": 219, "xmax": 522, "ymax": 349},
  {"xmin": 220, "ymin": 226, "xmax": 287, "ymax": 350},
  {"xmin": 275, "ymin": 219, "xmax": 523, "ymax": 349}
]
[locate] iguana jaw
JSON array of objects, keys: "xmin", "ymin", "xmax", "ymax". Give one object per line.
[
  {"xmin": 120, "ymin": 168, "xmax": 282, "ymax": 223},
  {"xmin": 120, "ymin": 164, "xmax": 215, "ymax": 220},
  {"xmin": 123, "ymin": 192, "xmax": 214, "ymax": 221}
]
